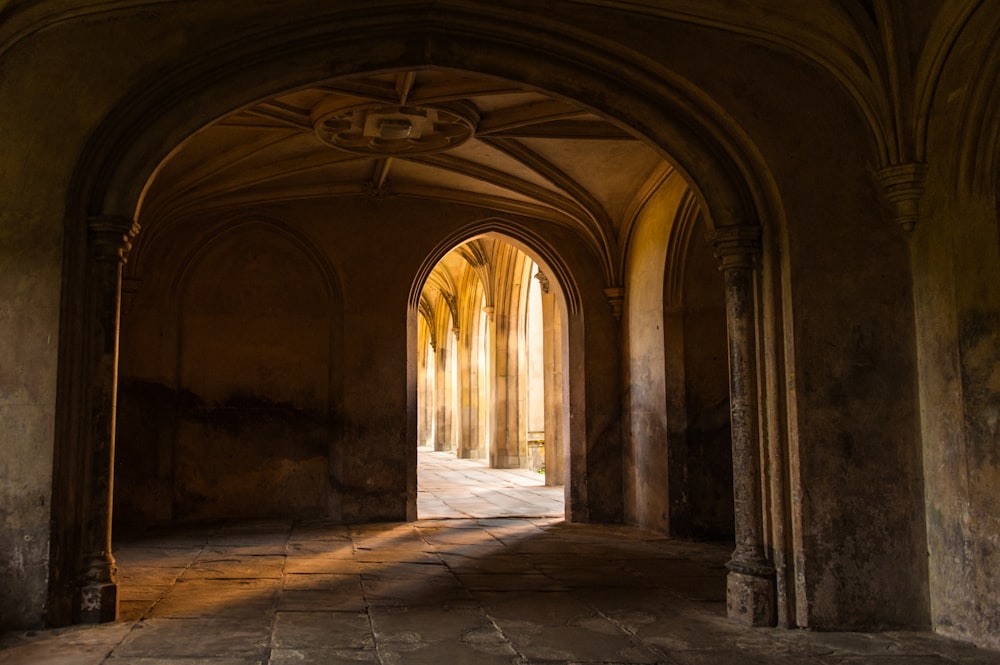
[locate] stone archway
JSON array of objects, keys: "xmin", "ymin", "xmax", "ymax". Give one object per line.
[
  {"xmin": 411, "ymin": 228, "xmax": 575, "ymax": 520},
  {"xmin": 51, "ymin": 13, "xmax": 787, "ymax": 628}
]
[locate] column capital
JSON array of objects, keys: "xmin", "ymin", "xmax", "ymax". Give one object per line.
[
  {"xmin": 603, "ymin": 286, "xmax": 624, "ymax": 321},
  {"xmin": 710, "ymin": 225, "xmax": 761, "ymax": 271},
  {"xmin": 87, "ymin": 215, "xmax": 140, "ymax": 263},
  {"xmin": 876, "ymin": 161, "xmax": 928, "ymax": 232}
]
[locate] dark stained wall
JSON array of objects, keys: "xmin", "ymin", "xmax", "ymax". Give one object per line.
[{"xmin": 116, "ymin": 222, "xmax": 337, "ymax": 524}]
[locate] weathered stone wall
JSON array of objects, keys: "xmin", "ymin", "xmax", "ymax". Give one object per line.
[
  {"xmin": 0, "ymin": 19, "xmax": 134, "ymax": 629},
  {"xmin": 913, "ymin": 190, "xmax": 1000, "ymax": 649},
  {"xmin": 680, "ymin": 226, "xmax": 731, "ymax": 540},
  {"xmin": 765, "ymin": 78, "xmax": 929, "ymax": 631},
  {"xmin": 914, "ymin": 7, "xmax": 1000, "ymax": 642},
  {"xmin": 116, "ymin": 222, "xmax": 337, "ymax": 524},
  {"xmin": 623, "ymin": 174, "xmax": 731, "ymax": 541},
  {"xmin": 623, "ymin": 174, "xmax": 686, "ymax": 534}
]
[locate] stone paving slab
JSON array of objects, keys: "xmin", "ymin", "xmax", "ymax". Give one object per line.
[
  {"xmin": 4, "ymin": 450, "xmax": 1000, "ymax": 665},
  {"xmin": 110, "ymin": 617, "xmax": 271, "ymax": 658},
  {"xmin": 284, "ymin": 554, "xmax": 361, "ymax": 574},
  {"xmin": 0, "ymin": 623, "xmax": 134, "ymax": 665},
  {"xmin": 277, "ymin": 589, "xmax": 367, "ymax": 612},
  {"xmin": 272, "ymin": 611, "xmax": 374, "ymax": 650},
  {"xmin": 106, "ymin": 659, "xmax": 264, "ymax": 665},
  {"xmin": 268, "ymin": 648, "xmax": 379, "ymax": 664}
]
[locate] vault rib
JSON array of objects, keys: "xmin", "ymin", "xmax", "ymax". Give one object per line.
[
  {"xmin": 476, "ymin": 137, "xmax": 618, "ymax": 279},
  {"xmin": 406, "ymin": 79, "xmax": 527, "ymax": 104},
  {"xmin": 476, "ymin": 100, "xmax": 589, "ymax": 135},
  {"xmin": 153, "ymin": 151, "xmax": 373, "ymax": 218},
  {"xmin": 142, "ymin": 129, "xmax": 302, "ymax": 212},
  {"xmin": 241, "ymin": 101, "xmax": 314, "ymax": 131},
  {"xmin": 485, "ymin": 120, "xmax": 635, "ymax": 140},
  {"xmin": 480, "ymin": 136, "xmax": 613, "ymax": 235},
  {"xmin": 372, "ymin": 157, "xmax": 394, "ymax": 190},
  {"xmin": 412, "ymin": 152, "xmax": 595, "ymax": 227},
  {"xmin": 318, "ymin": 80, "xmax": 400, "ymax": 103},
  {"xmin": 388, "ymin": 183, "xmax": 588, "ymax": 230}
]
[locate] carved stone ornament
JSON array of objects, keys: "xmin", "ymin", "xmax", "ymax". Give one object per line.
[
  {"xmin": 87, "ymin": 215, "xmax": 140, "ymax": 263},
  {"xmin": 603, "ymin": 286, "xmax": 625, "ymax": 320},
  {"xmin": 876, "ymin": 162, "xmax": 928, "ymax": 232},
  {"xmin": 710, "ymin": 225, "xmax": 762, "ymax": 271},
  {"xmin": 313, "ymin": 101, "xmax": 478, "ymax": 156}
]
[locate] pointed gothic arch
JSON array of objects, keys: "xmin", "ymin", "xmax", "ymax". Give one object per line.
[{"xmin": 50, "ymin": 15, "xmax": 791, "ymax": 629}]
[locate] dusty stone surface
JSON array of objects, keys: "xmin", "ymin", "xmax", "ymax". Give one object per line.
[{"xmin": 3, "ymin": 453, "xmax": 999, "ymax": 665}]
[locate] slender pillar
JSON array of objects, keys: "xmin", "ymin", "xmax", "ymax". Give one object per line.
[
  {"xmin": 77, "ymin": 214, "xmax": 138, "ymax": 623},
  {"xmin": 434, "ymin": 343, "xmax": 453, "ymax": 451},
  {"xmin": 538, "ymin": 272, "xmax": 564, "ymax": 486},
  {"xmin": 456, "ymin": 324, "xmax": 480, "ymax": 459},
  {"xmin": 490, "ymin": 308, "xmax": 524, "ymax": 468},
  {"xmin": 417, "ymin": 338, "xmax": 431, "ymax": 446},
  {"xmin": 711, "ymin": 225, "xmax": 775, "ymax": 627}
]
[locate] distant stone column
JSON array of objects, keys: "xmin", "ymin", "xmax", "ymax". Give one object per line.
[
  {"xmin": 711, "ymin": 225, "xmax": 775, "ymax": 627},
  {"xmin": 77, "ymin": 214, "xmax": 139, "ymax": 623},
  {"xmin": 537, "ymin": 271, "xmax": 564, "ymax": 486},
  {"xmin": 417, "ymin": 341, "xmax": 431, "ymax": 447},
  {"xmin": 455, "ymin": 325, "xmax": 480, "ymax": 459},
  {"xmin": 490, "ymin": 308, "xmax": 523, "ymax": 469},
  {"xmin": 434, "ymin": 342, "xmax": 453, "ymax": 452}
]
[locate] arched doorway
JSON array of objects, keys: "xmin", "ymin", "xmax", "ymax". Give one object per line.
[
  {"xmin": 414, "ymin": 235, "xmax": 567, "ymax": 519},
  {"xmin": 51, "ymin": 19, "xmax": 785, "ymax": 629}
]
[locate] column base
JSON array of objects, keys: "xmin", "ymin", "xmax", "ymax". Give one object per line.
[
  {"xmin": 77, "ymin": 581, "xmax": 118, "ymax": 624},
  {"xmin": 490, "ymin": 454, "xmax": 523, "ymax": 469},
  {"xmin": 726, "ymin": 570, "xmax": 775, "ymax": 627}
]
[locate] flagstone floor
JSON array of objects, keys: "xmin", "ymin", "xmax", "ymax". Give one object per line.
[{"xmin": 3, "ymin": 449, "xmax": 999, "ymax": 664}]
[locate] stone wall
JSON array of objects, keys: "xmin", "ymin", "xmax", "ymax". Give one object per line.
[{"xmin": 116, "ymin": 222, "xmax": 338, "ymax": 524}]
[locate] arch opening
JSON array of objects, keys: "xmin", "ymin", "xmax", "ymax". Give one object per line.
[
  {"xmin": 413, "ymin": 234, "xmax": 567, "ymax": 521},
  {"xmin": 51, "ymin": 29, "xmax": 784, "ymax": 629}
]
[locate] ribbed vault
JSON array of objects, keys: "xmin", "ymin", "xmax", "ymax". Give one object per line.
[{"xmin": 139, "ymin": 69, "xmax": 664, "ymax": 287}]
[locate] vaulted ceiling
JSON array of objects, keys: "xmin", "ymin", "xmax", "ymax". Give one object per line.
[{"xmin": 140, "ymin": 69, "xmax": 666, "ymax": 250}]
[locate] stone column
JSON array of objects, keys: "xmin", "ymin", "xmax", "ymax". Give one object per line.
[
  {"xmin": 711, "ymin": 225, "xmax": 775, "ymax": 627},
  {"xmin": 490, "ymin": 308, "xmax": 524, "ymax": 469},
  {"xmin": 433, "ymin": 342, "xmax": 453, "ymax": 452},
  {"xmin": 456, "ymin": 326, "xmax": 480, "ymax": 459},
  {"xmin": 77, "ymin": 214, "xmax": 139, "ymax": 623},
  {"xmin": 417, "ymin": 340, "xmax": 431, "ymax": 446},
  {"xmin": 538, "ymin": 272, "xmax": 564, "ymax": 486}
]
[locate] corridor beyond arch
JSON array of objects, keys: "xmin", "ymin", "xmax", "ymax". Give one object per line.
[
  {"xmin": 408, "ymin": 228, "xmax": 585, "ymax": 519},
  {"xmin": 413, "ymin": 233, "xmax": 569, "ymax": 520}
]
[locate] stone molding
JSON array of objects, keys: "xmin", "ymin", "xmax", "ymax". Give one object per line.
[
  {"xmin": 710, "ymin": 225, "xmax": 762, "ymax": 271},
  {"xmin": 87, "ymin": 215, "xmax": 140, "ymax": 263},
  {"xmin": 876, "ymin": 162, "xmax": 928, "ymax": 232},
  {"xmin": 603, "ymin": 286, "xmax": 625, "ymax": 320}
]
